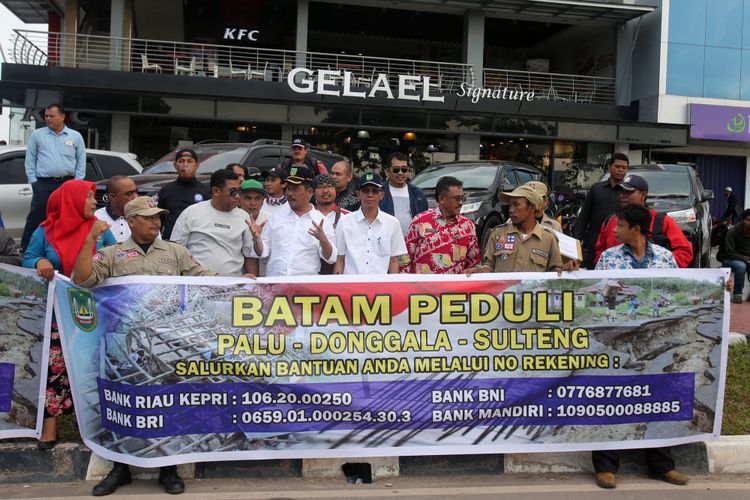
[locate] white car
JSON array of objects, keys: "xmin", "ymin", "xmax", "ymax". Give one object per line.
[{"xmin": 0, "ymin": 146, "xmax": 143, "ymax": 239}]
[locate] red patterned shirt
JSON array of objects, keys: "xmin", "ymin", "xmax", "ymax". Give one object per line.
[{"xmin": 403, "ymin": 208, "xmax": 479, "ymax": 274}]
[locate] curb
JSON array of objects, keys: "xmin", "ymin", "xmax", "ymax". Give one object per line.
[{"xmin": 4, "ymin": 438, "xmax": 749, "ymax": 483}]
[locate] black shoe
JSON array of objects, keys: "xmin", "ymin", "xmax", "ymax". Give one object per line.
[
  {"xmin": 37, "ymin": 440, "xmax": 56, "ymax": 451},
  {"xmin": 92, "ymin": 463, "xmax": 132, "ymax": 496},
  {"xmin": 158, "ymin": 466, "xmax": 185, "ymax": 495}
]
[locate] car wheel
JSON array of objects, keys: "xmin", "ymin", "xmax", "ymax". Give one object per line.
[{"xmin": 480, "ymin": 216, "xmax": 503, "ymax": 253}]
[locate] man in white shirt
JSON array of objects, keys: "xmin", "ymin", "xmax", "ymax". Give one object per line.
[
  {"xmin": 239, "ymin": 179, "xmax": 271, "ymax": 277},
  {"xmin": 262, "ymin": 167, "xmax": 288, "ymax": 214},
  {"xmin": 170, "ymin": 169, "xmax": 254, "ymax": 276},
  {"xmin": 334, "ymin": 172, "xmax": 406, "ymax": 275},
  {"xmin": 94, "ymin": 176, "xmax": 138, "ymax": 242},
  {"xmin": 253, "ymin": 166, "xmax": 336, "ymax": 276},
  {"xmin": 379, "ymin": 152, "xmax": 428, "ymax": 236}
]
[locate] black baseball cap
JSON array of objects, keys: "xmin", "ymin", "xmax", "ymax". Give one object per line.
[
  {"xmin": 286, "ymin": 166, "xmax": 315, "ymax": 185},
  {"xmin": 358, "ymin": 172, "xmax": 384, "ymax": 189},
  {"xmin": 291, "ymin": 138, "xmax": 308, "ymax": 149},
  {"xmin": 265, "ymin": 167, "xmax": 288, "ymax": 181},
  {"xmin": 246, "ymin": 167, "xmax": 262, "ymax": 179},
  {"xmin": 616, "ymin": 174, "xmax": 649, "ymax": 192}
]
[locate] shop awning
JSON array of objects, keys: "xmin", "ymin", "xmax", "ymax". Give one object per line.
[{"xmin": 390, "ymin": 0, "xmax": 655, "ymax": 24}]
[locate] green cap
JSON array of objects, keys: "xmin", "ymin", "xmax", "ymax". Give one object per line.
[{"xmin": 240, "ymin": 179, "xmax": 266, "ymax": 193}]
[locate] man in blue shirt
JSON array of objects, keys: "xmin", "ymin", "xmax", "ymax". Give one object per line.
[
  {"xmin": 592, "ymin": 204, "xmax": 687, "ymax": 489},
  {"xmin": 21, "ymin": 104, "xmax": 86, "ymax": 250}
]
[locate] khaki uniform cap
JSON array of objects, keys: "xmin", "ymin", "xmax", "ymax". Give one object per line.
[
  {"xmin": 125, "ymin": 196, "xmax": 169, "ymax": 218},
  {"xmin": 498, "ymin": 185, "xmax": 543, "ymax": 207}
]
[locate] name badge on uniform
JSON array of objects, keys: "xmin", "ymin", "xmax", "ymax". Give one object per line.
[
  {"xmin": 531, "ymin": 248, "xmax": 549, "ymax": 259},
  {"xmin": 495, "ymin": 234, "xmax": 516, "ymax": 251},
  {"xmin": 64, "ymin": 140, "xmax": 74, "ymax": 146}
]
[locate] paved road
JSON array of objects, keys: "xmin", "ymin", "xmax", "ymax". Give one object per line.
[{"xmin": 3, "ymin": 474, "xmax": 750, "ymax": 499}]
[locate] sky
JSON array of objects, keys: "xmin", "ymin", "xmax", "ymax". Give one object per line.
[{"xmin": 0, "ymin": 4, "xmax": 47, "ymax": 142}]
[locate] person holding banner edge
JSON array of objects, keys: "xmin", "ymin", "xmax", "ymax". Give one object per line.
[
  {"xmin": 22, "ymin": 179, "xmax": 117, "ymax": 450},
  {"xmin": 592, "ymin": 203, "xmax": 687, "ymax": 488},
  {"xmin": 72, "ymin": 195, "xmax": 218, "ymax": 496}
]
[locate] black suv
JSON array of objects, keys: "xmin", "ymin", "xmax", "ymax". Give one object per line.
[
  {"xmin": 96, "ymin": 139, "xmax": 344, "ymax": 204},
  {"xmin": 412, "ymin": 160, "xmax": 543, "ymax": 250},
  {"xmin": 600, "ymin": 164, "xmax": 714, "ymax": 267}
]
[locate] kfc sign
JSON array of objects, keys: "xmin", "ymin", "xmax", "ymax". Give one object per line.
[{"xmin": 223, "ymin": 27, "xmax": 260, "ymax": 42}]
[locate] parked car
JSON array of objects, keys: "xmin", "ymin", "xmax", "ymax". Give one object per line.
[
  {"xmin": 102, "ymin": 139, "xmax": 345, "ymax": 203},
  {"xmin": 0, "ymin": 146, "xmax": 143, "ymax": 239},
  {"xmin": 600, "ymin": 164, "xmax": 713, "ymax": 268},
  {"xmin": 412, "ymin": 160, "xmax": 543, "ymax": 250}
]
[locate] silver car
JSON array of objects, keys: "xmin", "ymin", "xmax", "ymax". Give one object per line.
[{"xmin": 0, "ymin": 146, "xmax": 143, "ymax": 239}]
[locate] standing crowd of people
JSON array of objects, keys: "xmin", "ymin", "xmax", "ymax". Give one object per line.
[{"xmin": 1, "ymin": 104, "xmax": 742, "ymax": 495}]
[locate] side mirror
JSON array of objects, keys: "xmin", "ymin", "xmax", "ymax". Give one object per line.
[
  {"xmin": 702, "ymin": 189, "xmax": 714, "ymax": 202},
  {"xmin": 501, "ymin": 181, "xmax": 515, "ymax": 192}
]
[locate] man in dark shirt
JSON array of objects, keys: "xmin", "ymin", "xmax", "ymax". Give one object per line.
[
  {"xmin": 718, "ymin": 208, "xmax": 750, "ymax": 303},
  {"xmin": 331, "ymin": 160, "xmax": 360, "ymax": 211},
  {"xmin": 573, "ymin": 152, "xmax": 629, "ymax": 269},
  {"xmin": 722, "ymin": 187, "xmax": 739, "ymax": 224},
  {"xmin": 156, "ymin": 148, "xmax": 211, "ymax": 239}
]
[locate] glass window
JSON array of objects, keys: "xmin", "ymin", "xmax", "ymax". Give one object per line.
[
  {"xmin": 0, "ymin": 155, "xmax": 26, "ymax": 184},
  {"xmin": 668, "ymin": 0, "xmax": 707, "ymax": 45},
  {"xmin": 94, "ymin": 155, "xmax": 140, "ymax": 178},
  {"xmin": 513, "ymin": 169, "xmax": 534, "ymax": 185},
  {"xmin": 744, "ymin": 0, "xmax": 750, "ymax": 48},
  {"xmin": 740, "ymin": 50, "xmax": 750, "ymax": 99},
  {"xmin": 706, "ymin": 0, "xmax": 742, "ymax": 48},
  {"xmin": 412, "ymin": 164, "xmax": 500, "ymax": 190},
  {"xmin": 667, "ymin": 44, "xmax": 705, "ymax": 96},
  {"xmin": 85, "ymin": 159, "xmax": 98, "ymax": 181},
  {"xmin": 704, "ymin": 47, "xmax": 741, "ymax": 99}
]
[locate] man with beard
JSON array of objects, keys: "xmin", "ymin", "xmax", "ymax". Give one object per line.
[
  {"xmin": 312, "ymin": 173, "xmax": 349, "ymax": 274},
  {"xmin": 279, "ymin": 138, "xmax": 327, "ymax": 175},
  {"xmin": 156, "ymin": 149, "xmax": 211, "ymax": 239},
  {"xmin": 574, "ymin": 153, "xmax": 629, "ymax": 268}
]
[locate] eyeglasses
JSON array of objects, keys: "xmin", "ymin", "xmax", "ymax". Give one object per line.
[
  {"xmin": 443, "ymin": 195, "xmax": 466, "ymax": 202},
  {"xmin": 390, "ymin": 167, "xmax": 409, "ymax": 174},
  {"xmin": 228, "ymin": 188, "xmax": 240, "ymax": 197}
]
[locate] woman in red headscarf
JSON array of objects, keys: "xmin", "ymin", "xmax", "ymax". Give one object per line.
[{"xmin": 22, "ymin": 180, "xmax": 116, "ymax": 449}]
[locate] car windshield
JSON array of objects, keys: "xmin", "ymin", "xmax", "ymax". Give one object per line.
[
  {"xmin": 602, "ymin": 169, "xmax": 692, "ymax": 197},
  {"xmin": 413, "ymin": 164, "xmax": 499, "ymax": 190},
  {"xmin": 144, "ymin": 145, "xmax": 249, "ymax": 174}
]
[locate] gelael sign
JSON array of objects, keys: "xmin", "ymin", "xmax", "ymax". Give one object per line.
[{"xmin": 690, "ymin": 103, "xmax": 750, "ymax": 142}]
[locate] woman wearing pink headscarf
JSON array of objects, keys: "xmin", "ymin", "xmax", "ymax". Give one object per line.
[{"xmin": 22, "ymin": 179, "xmax": 116, "ymax": 449}]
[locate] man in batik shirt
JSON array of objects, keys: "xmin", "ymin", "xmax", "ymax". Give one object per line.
[{"xmin": 403, "ymin": 176, "xmax": 479, "ymax": 273}]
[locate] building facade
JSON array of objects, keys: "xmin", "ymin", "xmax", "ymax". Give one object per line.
[
  {"xmin": 0, "ymin": 0, "xmax": 687, "ymax": 193},
  {"xmin": 629, "ymin": 0, "xmax": 750, "ymax": 215}
]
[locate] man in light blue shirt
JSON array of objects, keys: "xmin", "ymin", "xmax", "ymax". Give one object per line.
[{"xmin": 21, "ymin": 103, "xmax": 86, "ymax": 249}]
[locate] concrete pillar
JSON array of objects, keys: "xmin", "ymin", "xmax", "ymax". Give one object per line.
[
  {"xmin": 295, "ymin": 0, "xmax": 309, "ymax": 68},
  {"xmin": 109, "ymin": 0, "xmax": 127, "ymax": 70},
  {"xmin": 110, "ymin": 114, "xmax": 131, "ymax": 152},
  {"xmin": 61, "ymin": 0, "xmax": 78, "ymax": 68},
  {"xmin": 463, "ymin": 10, "xmax": 485, "ymax": 85},
  {"xmin": 456, "ymin": 134, "xmax": 480, "ymax": 160}
]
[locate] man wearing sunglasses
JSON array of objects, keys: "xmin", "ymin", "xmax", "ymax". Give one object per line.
[
  {"xmin": 170, "ymin": 169, "xmax": 255, "ymax": 276},
  {"xmin": 379, "ymin": 152, "xmax": 428, "ymax": 236}
]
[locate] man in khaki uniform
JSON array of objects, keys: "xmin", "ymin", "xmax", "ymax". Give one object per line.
[
  {"xmin": 467, "ymin": 185, "xmax": 563, "ymax": 274},
  {"xmin": 72, "ymin": 196, "xmax": 216, "ymax": 497},
  {"xmin": 525, "ymin": 180, "xmax": 562, "ymax": 232}
]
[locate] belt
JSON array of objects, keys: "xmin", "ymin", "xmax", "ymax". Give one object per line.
[{"xmin": 37, "ymin": 175, "xmax": 74, "ymax": 182}]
